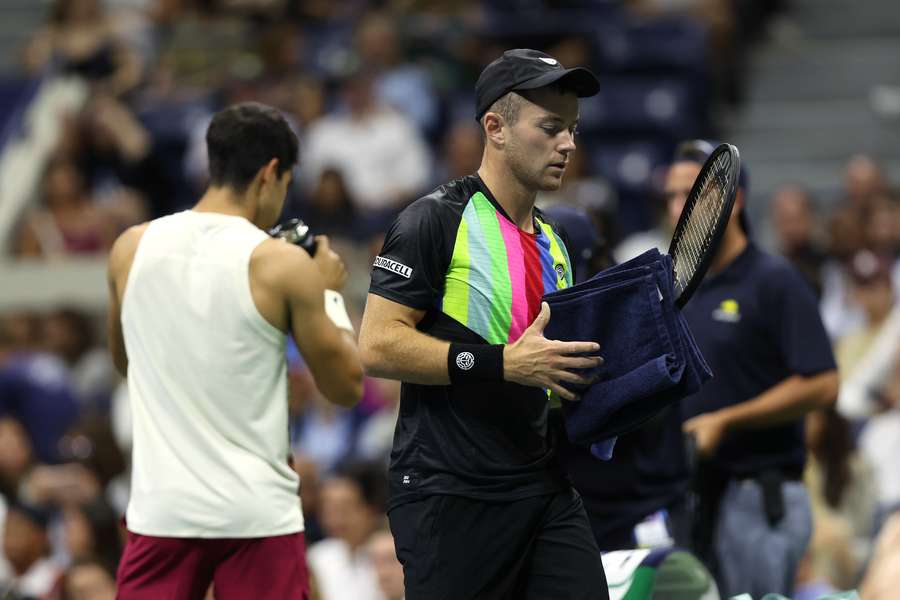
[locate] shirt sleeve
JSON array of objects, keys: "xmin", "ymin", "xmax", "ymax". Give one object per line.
[
  {"xmin": 767, "ymin": 264, "xmax": 838, "ymax": 376},
  {"xmin": 368, "ymin": 198, "xmax": 449, "ymax": 310}
]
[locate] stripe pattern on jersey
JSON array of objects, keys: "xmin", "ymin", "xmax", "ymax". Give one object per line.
[{"xmin": 442, "ymin": 192, "xmax": 573, "ymax": 344}]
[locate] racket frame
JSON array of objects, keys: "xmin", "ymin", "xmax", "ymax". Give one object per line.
[{"xmin": 668, "ymin": 143, "xmax": 741, "ymax": 308}]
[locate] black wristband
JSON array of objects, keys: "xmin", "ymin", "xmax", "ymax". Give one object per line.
[{"xmin": 448, "ymin": 343, "xmax": 504, "ymax": 384}]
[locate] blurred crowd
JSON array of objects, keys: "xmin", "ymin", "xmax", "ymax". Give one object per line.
[{"xmin": 1, "ymin": 0, "xmax": 899, "ymax": 599}]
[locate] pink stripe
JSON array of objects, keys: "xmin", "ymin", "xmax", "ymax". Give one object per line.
[{"xmin": 499, "ymin": 218, "xmax": 528, "ymax": 343}]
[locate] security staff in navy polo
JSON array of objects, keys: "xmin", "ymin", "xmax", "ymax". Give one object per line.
[{"xmin": 671, "ymin": 140, "xmax": 839, "ymax": 598}]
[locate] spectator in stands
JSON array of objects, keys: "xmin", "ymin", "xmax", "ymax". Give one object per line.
[
  {"xmin": 292, "ymin": 454, "xmax": 324, "ymax": 545},
  {"xmin": 0, "ymin": 498, "xmax": 64, "ymax": 599},
  {"xmin": 16, "ymin": 159, "xmax": 117, "ymax": 258},
  {"xmin": 366, "ymin": 526, "xmax": 404, "ymax": 600},
  {"xmin": 61, "ymin": 559, "xmax": 116, "ymax": 600},
  {"xmin": 18, "ymin": 463, "xmax": 101, "ymax": 514},
  {"xmin": 0, "ymin": 329, "xmax": 80, "ymax": 464},
  {"xmin": 146, "ymin": 3, "xmax": 254, "ymax": 95},
  {"xmin": 307, "ymin": 462, "xmax": 387, "ymax": 600},
  {"xmin": 801, "ymin": 407, "xmax": 877, "ymax": 590},
  {"xmin": 65, "ymin": 95, "xmax": 159, "ymax": 221},
  {"xmin": 302, "ymin": 168, "xmax": 358, "ymax": 240},
  {"xmin": 436, "ymin": 120, "xmax": 483, "ymax": 183},
  {"xmin": 60, "ymin": 500, "xmax": 122, "ymax": 575},
  {"xmin": 22, "ymin": 0, "xmax": 142, "ymax": 97},
  {"xmin": 354, "ymin": 378, "xmax": 401, "ymax": 464},
  {"xmin": 257, "ymin": 24, "xmax": 304, "ymax": 81},
  {"xmin": 820, "ymin": 205, "xmax": 868, "ymax": 339},
  {"xmin": 859, "ymin": 352, "xmax": 900, "ymax": 531},
  {"xmin": 843, "ymin": 154, "xmax": 888, "ymax": 216},
  {"xmin": 283, "ymin": 76, "xmax": 327, "ymax": 130},
  {"xmin": 0, "ymin": 418, "xmax": 34, "ymax": 501},
  {"xmin": 834, "ymin": 250, "xmax": 896, "ymax": 377},
  {"xmin": 770, "ymin": 183, "xmax": 827, "ymax": 296},
  {"xmin": 288, "ymin": 363, "xmax": 360, "ymax": 475},
  {"xmin": 355, "ymin": 12, "xmax": 439, "ymax": 136},
  {"xmin": 43, "ymin": 309, "xmax": 117, "ymax": 411},
  {"xmin": 865, "ymin": 197, "xmax": 900, "ymax": 298},
  {"xmin": 865, "ymin": 197, "xmax": 900, "ymax": 256},
  {"xmin": 300, "ymin": 69, "xmax": 432, "ymax": 237}
]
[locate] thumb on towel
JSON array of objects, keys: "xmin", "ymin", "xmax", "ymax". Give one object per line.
[{"xmin": 528, "ymin": 302, "xmax": 551, "ymax": 335}]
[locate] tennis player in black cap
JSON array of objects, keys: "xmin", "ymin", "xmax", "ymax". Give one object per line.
[{"xmin": 360, "ymin": 49, "xmax": 609, "ymax": 599}]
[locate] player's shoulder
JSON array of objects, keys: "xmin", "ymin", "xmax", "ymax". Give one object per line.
[
  {"xmin": 109, "ymin": 222, "xmax": 150, "ymax": 273},
  {"xmin": 251, "ymin": 237, "xmax": 315, "ymax": 280},
  {"xmin": 113, "ymin": 221, "xmax": 150, "ymax": 249},
  {"xmin": 400, "ymin": 175, "xmax": 480, "ymax": 221}
]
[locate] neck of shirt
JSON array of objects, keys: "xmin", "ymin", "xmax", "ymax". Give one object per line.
[{"xmin": 474, "ymin": 173, "xmax": 540, "ymax": 235}]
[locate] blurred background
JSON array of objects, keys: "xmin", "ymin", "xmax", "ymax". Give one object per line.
[{"xmin": 0, "ymin": 1, "xmax": 899, "ymax": 599}]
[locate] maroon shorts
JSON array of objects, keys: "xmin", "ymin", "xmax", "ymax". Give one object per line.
[{"xmin": 116, "ymin": 530, "xmax": 309, "ymax": 600}]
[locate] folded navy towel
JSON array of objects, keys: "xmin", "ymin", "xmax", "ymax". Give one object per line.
[{"xmin": 543, "ymin": 249, "xmax": 712, "ymax": 449}]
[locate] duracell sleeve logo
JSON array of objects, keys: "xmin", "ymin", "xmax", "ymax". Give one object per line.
[{"xmin": 374, "ymin": 256, "xmax": 413, "ymax": 279}]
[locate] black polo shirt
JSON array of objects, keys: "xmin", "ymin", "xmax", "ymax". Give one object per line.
[
  {"xmin": 680, "ymin": 241, "xmax": 836, "ymax": 477},
  {"xmin": 369, "ymin": 175, "xmax": 575, "ymax": 510},
  {"xmin": 556, "ymin": 405, "xmax": 689, "ymax": 548}
]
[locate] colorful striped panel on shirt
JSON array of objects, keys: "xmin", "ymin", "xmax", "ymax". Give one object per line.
[{"xmin": 441, "ymin": 191, "xmax": 573, "ymax": 345}]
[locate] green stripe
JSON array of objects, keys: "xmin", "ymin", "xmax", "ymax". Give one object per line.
[
  {"xmin": 472, "ymin": 193, "xmax": 512, "ymax": 343},
  {"xmin": 443, "ymin": 214, "xmax": 470, "ymax": 326}
]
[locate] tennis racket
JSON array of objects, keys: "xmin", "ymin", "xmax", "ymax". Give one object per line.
[{"xmin": 668, "ymin": 143, "xmax": 741, "ymax": 308}]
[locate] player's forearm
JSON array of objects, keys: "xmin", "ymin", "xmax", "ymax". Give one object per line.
[
  {"xmin": 718, "ymin": 370, "xmax": 839, "ymax": 430},
  {"xmin": 359, "ymin": 321, "xmax": 451, "ymax": 385},
  {"xmin": 316, "ymin": 330, "xmax": 364, "ymax": 408}
]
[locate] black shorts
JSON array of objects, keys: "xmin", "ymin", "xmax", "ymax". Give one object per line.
[{"xmin": 388, "ymin": 488, "xmax": 608, "ymax": 600}]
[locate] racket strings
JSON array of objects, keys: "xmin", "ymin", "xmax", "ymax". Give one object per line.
[{"xmin": 673, "ymin": 152, "xmax": 732, "ymax": 295}]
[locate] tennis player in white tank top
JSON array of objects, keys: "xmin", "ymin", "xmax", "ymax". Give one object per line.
[{"xmin": 106, "ymin": 102, "xmax": 364, "ymax": 600}]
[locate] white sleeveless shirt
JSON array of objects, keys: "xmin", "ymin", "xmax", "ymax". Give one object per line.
[{"xmin": 122, "ymin": 210, "xmax": 303, "ymax": 537}]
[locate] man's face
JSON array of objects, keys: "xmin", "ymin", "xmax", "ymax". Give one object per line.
[
  {"xmin": 65, "ymin": 563, "xmax": 117, "ymax": 600},
  {"xmin": 319, "ymin": 478, "xmax": 376, "ymax": 548},
  {"xmin": 504, "ymin": 88, "xmax": 579, "ymax": 192},
  {"xmin": 367, "ymin": 531, "xmax": 405, "ymax": 600},
  {"xmin": 771, "ymin": 186, "xmax": 814, "ymax": 251},
  {"xmin": 664, "ymin": 161, "xmax": 702, "ymax": 228},
  {"xmin": 2, "ymin": 508, "xmax": 47, "ymax": 575}
]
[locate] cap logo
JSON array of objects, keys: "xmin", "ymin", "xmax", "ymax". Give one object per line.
[{"xmin": 539, "ymin": 57, "xmax": 558, "ymax": 65}]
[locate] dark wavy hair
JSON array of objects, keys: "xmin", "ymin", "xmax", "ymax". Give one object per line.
[{"xmin": 206, "ymin": 102, "xmax": 298, "ymax": 193}]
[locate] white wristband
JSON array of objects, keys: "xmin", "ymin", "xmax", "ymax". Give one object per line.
[{"xmin": 324, "ymin": 290, "xmax": 354, "ymax": 333}]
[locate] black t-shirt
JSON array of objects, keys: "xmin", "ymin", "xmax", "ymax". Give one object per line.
[
  {"xmin": 369, "ymin": 175, "xmax": 576, "ymax": 509},
  {"xmin": 556, "ymin": 405, "xmax": 689, "ymax": 543},
  {"xmin": 681, "ymin": 242, "xmax": 836, "ymax": 477}
]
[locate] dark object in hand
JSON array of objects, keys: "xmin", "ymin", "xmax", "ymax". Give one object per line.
[{"xmin": 269, "ymin": 218, "xmax": 317, "ymax": 256}]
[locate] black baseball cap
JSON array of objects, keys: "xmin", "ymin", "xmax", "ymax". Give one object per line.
[{"xmin": 475, "ymin": 49, "xmax": 601, "ymax": 121}]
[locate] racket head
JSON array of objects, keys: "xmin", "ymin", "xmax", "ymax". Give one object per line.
[{"xmin": 668, "ymin": 143, "xmax": 741, "ymax": 308}]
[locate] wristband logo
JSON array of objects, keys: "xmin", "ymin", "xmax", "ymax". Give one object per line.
[
  {"xmin": 455, "ymin": 352, "xmax": 475, "ymax": 371},
  {"xmin": 374, "ymin": 256, "xmax": 413, "ymax": 279}
]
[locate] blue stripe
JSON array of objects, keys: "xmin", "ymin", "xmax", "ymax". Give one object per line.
[
  {"xmin": 463, "ymin": 202, "xmax": 494, "ymax": 339},
  {"xmin": 536, "ymin": 230, "xmax": 557, "ymax": 295}
]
